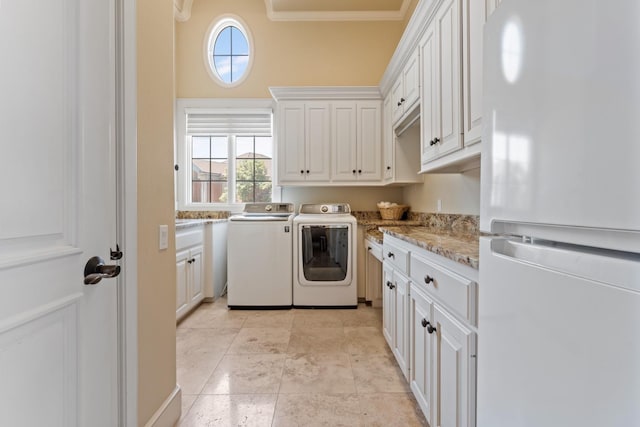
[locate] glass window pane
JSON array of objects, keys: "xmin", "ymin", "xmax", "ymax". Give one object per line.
[
  {"xmin": 231, "ymin": 27, "xmax": 248, "ymax": 55},
  {"xmin": 255, "ymin": 137, "xmax": 272, "ymax": 158},
  {"xmin": 210, "ymin": 181, "xmax": 228, "ymax": 203},
  {"xmin": 214, "ymin": 27, "xmax": 231, "ymax": 55},
  {"xmin": 211, "ymin": 136, "xmax": 228, "ymax": 158},
  {"xmin": 214, "ymin": 56, "xmax": 231, "ymax": 83},
  {"xmin": 209, "ymin": 159, "xmax": 228, "ymax": 181},
  {"xmin": 235, "ymin": 182, "xmax": 254, "ymax": 203},
  {"xmin": 236, "ymin": 137, "xmax": 253, "ymax": 158},
  {"xmin": 255, "ymin": 182, "xmax": 272, "ymax": 202},
  {"xmin": 192, "ymin": 137, "xmax": 210, "ymax": 158},
  {"xmin": 192, "ymin": 181, "xmax": 210, "ymax": 203},
  {"xmin": 192, "ymin": 159, "xmax": 210, "ymax": 180},
  {"xmin": 254, "ymin": 158, "xmax": 272, "ymax": 181},
  {"xmin": 236, "ymin": 159, "xmax": 254, "ymax": 181},
  {"xmin": 231, "ymin": 55, "xmax": 248, "ymax": 82}
]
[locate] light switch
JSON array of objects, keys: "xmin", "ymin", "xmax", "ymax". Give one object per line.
[
  {"xmin": 437, "ymin": 199, "xmax": 442, "ymax": 212},
  {"xmin": 159, "ymin": 225, "xmax": 168, "ymax": 250}
]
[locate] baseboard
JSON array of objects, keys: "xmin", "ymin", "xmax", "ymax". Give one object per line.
[{"xmin": 144, "ymin": 385, "xmax": 181, "ymax": 427}]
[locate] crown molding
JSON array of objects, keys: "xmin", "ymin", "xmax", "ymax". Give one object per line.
[
  {"xmin": 269, "ymin": 86, "xmax": 382, "ymax": 101},
  {"xmin": 174, "ymin": 0, "xmax": 193, "ymax": 22},
  {"xmin": 264, "ymin": 0, "xmax": 411, "ymax": 22}
]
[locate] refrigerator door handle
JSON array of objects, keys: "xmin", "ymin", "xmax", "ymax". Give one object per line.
[{"xmin": 490, "ymin": 238, "xmax": 640, "ymax": 293}]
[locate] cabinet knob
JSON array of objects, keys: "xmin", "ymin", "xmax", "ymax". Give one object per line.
[
  {"xmin": 306, "ymin": 170, "xmax": 310, "ymax": 174},
  {"xmin": 433, "ymin": 137, "xmax": 440, "ymax": 144},
  {"xmin": 426, "ymin": 322, "xmax": 437, "ymax": 334},
  {"xmin": 386, "ymin": 281, "xmax": 393, "ymax": 288},
  {"xmin": 397, "ymin": 101, "xmax": 402, "ymax": 107},
  {"xmin": 424, "ymin": 275, "xmax": 434, "ymax": 284},
  {"xmin": 386, "ymin": 166, "xmax": 391, "ymax": 170},
  {"xmin": 389, "ymin": 283, "xmax": 395, "ymax": 289},
  {"xmin": 429, "ymin": 139, "xmax": 437, "ymax": 146},
  {"xmin": 421, "ymin": 318, "xmax": 428, "ymax": 328},
  {"xmin": 353, "ymin": 169, "xmax": 356, "ymax": 174},
  {"xmin": 400, "ymin": 97, "xmax": 406, "ymax": 103},
  {"xmin": 358, "ymin": 169, "xmax": 362, "ymax": 174},
  {"xmin": 367, "ymin": 247, "xmax": 372, "ymax": 251},
  {"xmin": 387, "ymin": 252, "xmax": 395, "ymax": 259},
  {"xmin": 300, "ymin": 170, "xmax": 304, "ymax": 174}
]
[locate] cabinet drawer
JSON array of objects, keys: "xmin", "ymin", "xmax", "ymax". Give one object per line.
[
  {"xmin": 410, "ymin": 252, "xmax": 477, "ymax": 324},
  {"xmin": 366, "ymin": 240, "xmax": 383, "ymax": 262},
  {"xmin": 383, "ymin": 240, "xmax": 409, "ymax": 274},
  {"xmin": 176, "ymin": 228, "xmax": 203, "ymax": 250}
]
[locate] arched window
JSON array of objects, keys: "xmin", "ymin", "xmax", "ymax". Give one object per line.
[{"xmin": 204, "ymin": 16, "xmax": 253, "ymax": 87}]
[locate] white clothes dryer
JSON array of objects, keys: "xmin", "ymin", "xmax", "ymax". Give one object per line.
[{"xmin": 293, "ymin": 203, "xmax": 357, "ymax": 308}]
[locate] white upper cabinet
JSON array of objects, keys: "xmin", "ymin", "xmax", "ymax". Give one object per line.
[
  {"xmin": 392, "ymin": 49, "xmax": 421, "ymax": 126},
  {"xmin": 277, "ymin": 101, "xmax": 331, "ymax": 183},
  {"xmin": 421, "ymin": 0, "xmax": 463, "ymax": 166},
  {"xmin": 332, "ymin": 101, "xmax": 382, "ymax": 182}
]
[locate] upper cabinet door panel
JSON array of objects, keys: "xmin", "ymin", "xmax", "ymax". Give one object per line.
[
  {"xmin": 357, "ymin": 102, "xmax": 382, "ymax": 180},
  {"xmin": 462, "ymin": 0, "xmax": 487, "ymax": 145},
  {"xmin": 420, "ymin": 22, "xmax": 438, "ymax": 163},
  {"xmin": 403, "ymin": 50, "xmax": 421, "ymax": 112},
  {"xmin": 305, "ymin": 103, "xmax": 331, "ymax": 181},
  {"xmin": 332, "ymin": 102, "xmax": 358, "ymax": 181},
  {"xmin": 278, "ymin": 103, "xmax": 306, "ymax": 182}
]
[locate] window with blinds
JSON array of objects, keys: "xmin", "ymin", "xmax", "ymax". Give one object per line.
[{"xmin": 184, "ymin": 109, "xmax": 273, "ymax": 204}]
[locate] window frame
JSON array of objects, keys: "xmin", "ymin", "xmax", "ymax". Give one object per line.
[
  {"xmin": 175, "ymin": 98, "xmax": 280, "ymax": 213},
  {"xmin": 203, "ymin": 14, "xmax": 254, "ymax": 88}
]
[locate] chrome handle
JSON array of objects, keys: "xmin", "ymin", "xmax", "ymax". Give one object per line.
[{"xmin": 84, "ymin": 256, "xmax": 121, "ymax": 285}]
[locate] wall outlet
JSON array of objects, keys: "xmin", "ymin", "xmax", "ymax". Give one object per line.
[
  {"xmin": 437, "ymin": 199, "xmax": 442, "ymax": 212},
  {"xmin": 159, "ymin": 225, "xmax": 168, "ymax": 250}
]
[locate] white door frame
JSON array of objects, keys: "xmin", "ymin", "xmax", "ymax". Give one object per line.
[{"xmin": 116, "ymin": 0, "xmax": 138, "ymax": 425}]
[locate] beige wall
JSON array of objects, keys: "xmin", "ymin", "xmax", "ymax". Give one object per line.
[
  {"xmin": 137, "ymin": 0, "xmax": 177, "ymax": 424},
  {"xmin": 175, "ymin": 0, "xmax": 416, "ymax": 98},
  {"xmin": 402, "ymin": 167, "xmax": 481, "ymax": 215},
  {"xmin": 282, "ymin": 186, "xmax": 404, "ymax": 211}
]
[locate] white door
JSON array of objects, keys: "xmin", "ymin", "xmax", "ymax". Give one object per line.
[{"xmin": 0, "ymin": 0, "xmax": 119, "ymax": 426}]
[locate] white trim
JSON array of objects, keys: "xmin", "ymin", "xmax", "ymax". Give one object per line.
[
  {"xmin": 269, "ymin": 86, "xmax": 381, "ymax": 101},
  {"xmin": 174, "ymin": 0, "xmax": 193, "ymax": 22},
  {"xmin": 264, "ymin": 0, "xmax": 412, "ymax": 21},
  {"xmin": 117, "ymin": 0, "xmax": 138, "ymax": 424},
  {"xmin": 0, "ymin": 293, "xmax": 82, "ymax": 334},
  {"xmin": 144, "ymin": 386, "xmax": 182, "ymax": 427},
  {"xmin": 202, "ymin": 15, "xmax": 254, "ymax": 88},
  {"xmin": 0, "ymin": 245, "xmax": 82, "ymax": 270}
]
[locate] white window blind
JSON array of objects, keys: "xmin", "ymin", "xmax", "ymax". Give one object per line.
[{"xmin": 185, "ymin": 108, "xmax": 272, "ymax": 136}]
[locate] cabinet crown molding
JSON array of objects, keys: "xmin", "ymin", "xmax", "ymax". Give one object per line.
[{"xmin": 270, "ymin": 86, "xmax": 381, "ymax": 101}]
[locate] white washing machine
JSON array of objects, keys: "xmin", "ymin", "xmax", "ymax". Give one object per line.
[
  {"xmin": 293, "ymin": 203, "xmax": 358, "ymax": 308},
  {"xmin": 227, "ymin": 202, "xmax": 295, "ymax": 309}
]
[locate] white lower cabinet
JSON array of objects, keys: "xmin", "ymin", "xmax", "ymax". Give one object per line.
[
  {"xmin": 176, "ymin": 226, "xmax": 205, "ymax": 321},
  {"xmin": 383, "ymin": 234, "xmax": 478, "ymax": 426}
]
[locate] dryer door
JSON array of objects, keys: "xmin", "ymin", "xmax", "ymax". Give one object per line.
[{"xmin": 298, "ymin": 224, "xmax": 352, "ymax": 286}]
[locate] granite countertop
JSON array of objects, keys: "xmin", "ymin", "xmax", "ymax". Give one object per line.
[
  {"xmin": 379, "ymin": 226, "xmax": 480, "ymax": 270},
  {"xmin": 365, "ymin": 229, "xmax": 384, "ymax": 245},
  {"xmin": 357, "ymin": 218, "xmax": 422, "ymax": 227}
]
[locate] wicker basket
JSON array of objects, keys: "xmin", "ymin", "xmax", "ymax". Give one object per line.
[{"xmin": 379, "ymin": 205, "xmax": 409, "ymax": 220}]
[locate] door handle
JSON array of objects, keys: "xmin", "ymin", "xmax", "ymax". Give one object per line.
[{"xmin": 84, "ymin": 256, "xmax": 121, "ymax": 285}]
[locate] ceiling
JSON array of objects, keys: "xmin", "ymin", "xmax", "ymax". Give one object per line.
[{"xmin": 264, "ymin": 0, "xmax": 413, "ymax": 21}]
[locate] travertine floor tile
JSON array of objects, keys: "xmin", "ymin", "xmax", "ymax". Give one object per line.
[
  {"xmin": 358, "ymin": 393, "xmax": 427, "ymax": 426},
  {"xmin": 339, "ymin": 305, "xmax": 383, "ymax": 327},
  {"xmin": 280, "ymin": 353, "xmax": 356, "ymax": 394},
  {"xmin": 179, "ymin": 394, "xmax": 277, "ymax": 427},
  {"xmin": 177, "ymin": 305, "xmax": 248, "ymax": 329},
  {"xmin": 227, "ymin": 328, "xmax": 291, "ymax": 354},
  {"xmin": 350, "ymin": 353, "xmax": 410, "ymax": 393},
  {"xmin": 201, "ymin": 354, "xmax": 286, "ymax": 394},
  {"xmin": 242, "ymin": 310, "xmax": 295, "ymax": 329},
  {"xmin": 287, "ymin": 327, "xmax": 348, "ymax": 354},
  {"xmin": 344, "ymin": 326, "xmax": 393, "ymax": 354},
  {"xmin": 272, "ymin": 393, "xmax": 362, "ymax": 427},
  {"xmin": 180, "ymin": 394, "xmax": 197, "ymax": 422},
  {"xmin": 292, "ymin": 309, "xmax": 344, "ymax": 328}
]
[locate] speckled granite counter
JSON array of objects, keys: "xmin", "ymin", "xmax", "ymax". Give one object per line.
[
  {"xmin": 365, "ymin": 229, "xmax": 384, "ymax": 245},
  {"xmin": 379, "ymin": 226, "xmax": 479, "ymax": 270}
]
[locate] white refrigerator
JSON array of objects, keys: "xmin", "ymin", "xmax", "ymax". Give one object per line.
[{"xmin": 479, "ymin": 1, "xmax": 640, "ymax": 426}]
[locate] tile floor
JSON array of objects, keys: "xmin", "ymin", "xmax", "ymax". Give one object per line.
[{"xmin": 176, "ymin": 297, "xmax": 427, "ymax": 426}]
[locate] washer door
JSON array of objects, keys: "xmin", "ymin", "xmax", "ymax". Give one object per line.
[{"xmin": 298, "ymin": 224, "xmax": 352, "ymax": 286}]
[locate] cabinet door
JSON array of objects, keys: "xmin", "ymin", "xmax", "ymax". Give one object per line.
[
  {"xmin": 332, "ymin": 102, "xmax": 358, "ymax": 181},
  {"xmin": 382, "ymin": 264, "xmax": 396, "ymax": 349},
  {"xmin": 433, "ymin": 304, "xmax": 476, "ymax": 427},
  {"xmin": 391, "ymin": 77, "xmax": 404, "ymax": 124},
  {"xmin": 410, "ymin": 287, "xmax": 435, "ymax": 425},
  {"xmin": 382, "ymin": 96, "xmax": 394, "ymax": 180},
  {"xmin": 393, "ymin": 271, "xmax": 410, "ymax": 379},
  {"xmin": 278, "ymin": 102, "xmax": 306, "ymax": 182},
  {"xmin": 435, "ymin": 0, "xmax": 463, "ymax": 157},
  {"xmin": 305, "ymin": 102, "xmax": 331, "ymax": 181},
  {"xmin": 176, "ymin": 249, "xmax": 190, "ymax": 319},
  {"xmin": 403, "ymin": 49, "xmax": 421, "ymax": 112},
  {"xmin": 357, "ymin": 101, "xmax": 382, "ymax": 180},
  {"xmin": 420, "ymin": 22, "xmax": 438, "ymax": 164},
  {"xmin": 189, "ymin": 246, "xmax": 204, "ymax": 305},
  {"xmin": 462, "ymin": 0, "xmax": 487, "ymax": 145}
]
